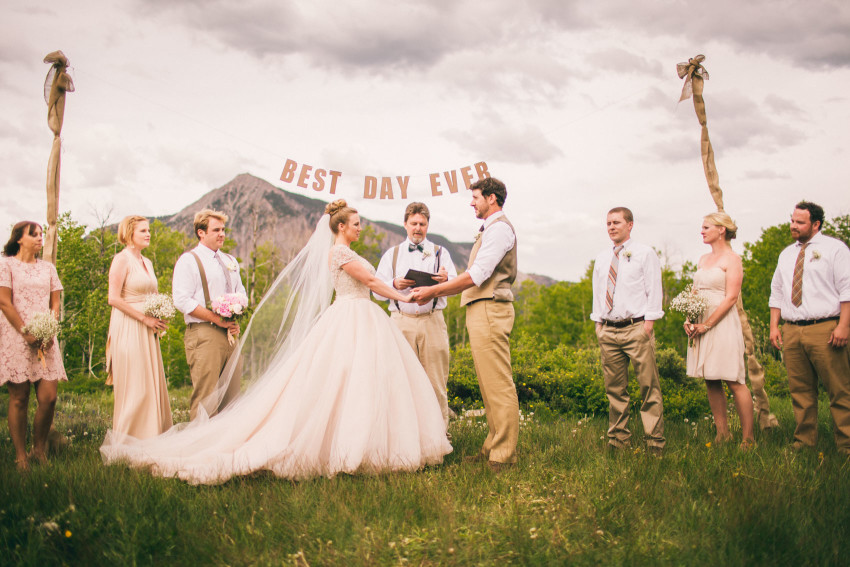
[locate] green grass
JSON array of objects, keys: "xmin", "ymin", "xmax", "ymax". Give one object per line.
[{"xmin": 1, "ymin": 387, "xmax": 849, "ymax": 566}]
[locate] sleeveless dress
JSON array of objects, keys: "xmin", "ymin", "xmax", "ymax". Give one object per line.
[
  {"xmin": 104, "ymin": 250, "xmax": 173, "ymax": 439},
  {"xmin": 100, "ymin": 245, "xmax": 451, "ymax": 484},
  {"xmin": 686, "ymin": 267, "xmax": 746, "ymax": 383},
  {"xmin": 0, "ymin": 257, "xmax": 66, "ymax": 384}
]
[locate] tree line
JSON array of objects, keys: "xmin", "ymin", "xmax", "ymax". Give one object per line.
[{"xmin": 53, "ymin": 211, "xmax": 849, "ymax": 394}]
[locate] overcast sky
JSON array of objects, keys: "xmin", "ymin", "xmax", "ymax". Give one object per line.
[{"xmin": 2, "ymin": 1, "xmax": 848, "ymax": 280}]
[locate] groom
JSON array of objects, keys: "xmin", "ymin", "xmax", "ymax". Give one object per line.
[
  {"xmin": 413, "ymin": 178, "xmax": 519, "ymax": 472},
  {"xmin": 172, "ymin": 209, "xmax": 246, "ymax": 419}
]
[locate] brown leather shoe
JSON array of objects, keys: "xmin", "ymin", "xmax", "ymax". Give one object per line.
[{"xmin": 487, "ymin": 461, "xmax": 515, "ymax": 473}]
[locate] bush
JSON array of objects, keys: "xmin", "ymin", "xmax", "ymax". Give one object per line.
[{"xmin": 448, "ymin": 332, "xmax": 711, "ymax": 420}]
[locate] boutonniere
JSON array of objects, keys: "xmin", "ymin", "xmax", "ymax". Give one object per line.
[
  {"xmin": 422, "ymin": 250, "xmax": 432, "ymax": 259},
  {"xmin": 474, "ymin": 233, "xmax": 481, "ymax": 242},
  {"xmin": 810, "ymin": 250, "xmax": 821, "ymax": 262},
  {"xmin": 225, "ymin": 260, "xmax": 238, "ymax": 272},
  {"xmin": 624, "ymin": 251, "xmax": 632, "ymax": 262}
]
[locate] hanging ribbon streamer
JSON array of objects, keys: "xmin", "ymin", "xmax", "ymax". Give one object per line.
[
  {"xmin": 677, "ymin": 54, "xmax": 779, "ymax": 430},
  {"xmin": 43, "ymin": 50, "xmax": 75, "ymax": 265}
]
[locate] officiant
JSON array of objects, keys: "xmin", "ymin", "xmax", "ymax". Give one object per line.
[{"xmin": 374, "ymin": 202, "xmax": 457, "ymax": 428}]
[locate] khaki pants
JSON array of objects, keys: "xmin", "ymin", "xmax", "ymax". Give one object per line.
[
  {"xmin": 783, "ymin": 320, "xmax": 850, "ymax": 454},
  {"xmin": 466, "ymin": 300, "xmax": 519, "ymax": 464},
  {"xmin": 391, "ymin": 310, "xmax": 451, "ymax": 427},
  {"xmin": 597, "ymin": 322, "xmax": 665, "ymax": 448},
  {"xmin": 184, "ymin": 323, "xmax": 240, "ymax": 420}
]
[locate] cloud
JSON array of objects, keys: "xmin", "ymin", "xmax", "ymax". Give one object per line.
[
  {"xmin": 445, "ymin": 114, "xmax": 563, "ymax": 165},
  {"xmin": 743, "ymin": 169, "xmax": 790, "ymax": 180},
  {"xmin": 585, "ymin": 48, "xmax": 665, "ymax": 78},
  {"xmin": 706, "ymin": 91, "xmax": 806, "ymax": 153},
  {"xmin": 579, "ymin": 1, "xmax": 850, "ymax": 70}
]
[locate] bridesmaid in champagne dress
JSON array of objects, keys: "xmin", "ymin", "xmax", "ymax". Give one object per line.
[
  {"xmin": 685, "ymin": 212, "xmax": 755, "ymax": 449},
  {"xmin": 103, "ymin": 216, "xmax": 172, "ymax": 440}
]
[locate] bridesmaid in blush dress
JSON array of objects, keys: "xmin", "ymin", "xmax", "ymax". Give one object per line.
[
  {"xmin": 685, "ymin": 212, "xmax": 755, "ymax": 449},
  {"xmin": 103, "ymin": 216, "xmax": 172, "ymax": 440},
  {"xmin": 0, "ymin": 222, "xmax": 66, "ymax": 471}
]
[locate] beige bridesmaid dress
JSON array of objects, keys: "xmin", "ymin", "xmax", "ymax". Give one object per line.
[
  {"xmin": 686, "ymin": 266, "xmax": 746, "ymax": 383},
  {"xmin": 105, "ymin": 250, "xmax": 173, "ymax": 438}
]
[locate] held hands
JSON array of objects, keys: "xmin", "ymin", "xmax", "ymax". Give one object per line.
[{"xmin": 410, "ymin": 286, "xmax": 437, "ymax": 306}]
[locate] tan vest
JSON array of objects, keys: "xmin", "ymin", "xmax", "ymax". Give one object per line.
[{"xmin": 460, "ymin": 215, "xmax": 517, "ymax": 306}]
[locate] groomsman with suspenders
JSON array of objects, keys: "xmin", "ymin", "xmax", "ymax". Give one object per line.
[
  {"xmin": 591, "ymin": 207, "xmax": 666, "ymax": 454},
  {"xmin": 172, "ymin": 209, "xmax": 246, "ymax": 419},
  {"xmin": 375, "ymin": 202, "xmax": 457, "ymax": 428},
  {"xmin": 769, "ymin": 201, "xmax": 850, "ymax": 454}
]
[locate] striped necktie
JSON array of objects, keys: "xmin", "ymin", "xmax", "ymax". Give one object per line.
[
  {"xmin": 791, "ymin": 242, "xmax": 809, "ymax": 307},
  {"xmin": 605, "ymin": 245, "xmax": 624, "ymax": 312},
  {"xmin": 215, "ymin": 252, "xmax": 234, "ymax": 294}
]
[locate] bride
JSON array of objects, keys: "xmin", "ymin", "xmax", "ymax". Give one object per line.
[{"xmin": 100, "ymin": 200, "xmax": 452, "ymax": 484}]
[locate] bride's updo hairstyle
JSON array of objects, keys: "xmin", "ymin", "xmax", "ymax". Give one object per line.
[
  {"xmin": 325, "ymin": 199, "xmax": 358, "ymax": 234},
  {"xmin": 704, "ymin": 211, "xmax": 738, "ymax": 240}
]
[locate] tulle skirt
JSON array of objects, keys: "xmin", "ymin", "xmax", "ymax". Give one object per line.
[{"xmin": 100, "ymin": 297, "xmax": 452, "ymax": 484}]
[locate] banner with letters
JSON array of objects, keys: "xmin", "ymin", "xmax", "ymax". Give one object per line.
[{"xmin": 279, "ymin": 159, "xmax": 491, "ymax": 200}]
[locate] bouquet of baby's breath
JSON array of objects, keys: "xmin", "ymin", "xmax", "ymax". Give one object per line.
[
  {"xmin": 669, "ymin": 284, "xmax": 709, "ymax": 346},
  {"xmin": 143, "ymin": 293, "xmax": 176, "ymax": 320},
  {"xmin": 143, "ymin": 293, "xmax": 175, "ymax": 339},
  {"xmin": 21, "ymin": 311, "xmax": 61, "ymax": 369}
]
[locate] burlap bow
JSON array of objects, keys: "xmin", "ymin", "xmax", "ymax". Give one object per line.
[{"xmin": 676, "ymin": 54, "xmax": 708, "ymax": 102}]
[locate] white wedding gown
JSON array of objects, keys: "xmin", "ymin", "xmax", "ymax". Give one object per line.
[{"xmin": 100, "ymin": 243, "xmax": 452, "ymax": 484}]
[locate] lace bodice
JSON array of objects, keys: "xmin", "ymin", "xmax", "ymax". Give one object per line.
[{"xmin": 331, "ymin": 245, "xmax": 373, "ymax": 299}]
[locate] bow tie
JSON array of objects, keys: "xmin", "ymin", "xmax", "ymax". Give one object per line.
[{"xmin": 409, "ymin": 243, "xmax": 424, "ymax": 252}]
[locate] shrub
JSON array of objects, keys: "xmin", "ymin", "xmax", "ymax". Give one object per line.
[{"xmin": 448, "ymin": 332, "xmax": 711, "ymax": 419}]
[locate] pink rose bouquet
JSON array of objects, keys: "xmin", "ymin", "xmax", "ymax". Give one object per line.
[{"xmin": 211, "ymin": 293, "xmax": 250, "ymax": 345}]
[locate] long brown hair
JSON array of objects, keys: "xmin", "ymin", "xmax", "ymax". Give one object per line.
[{"xmin": 3, "ymin": 221, "xmax": 42, "ymax": 257}]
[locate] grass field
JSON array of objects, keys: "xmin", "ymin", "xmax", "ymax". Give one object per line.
[{"xmin": 1, "ymin": 387, "xmax": 849, "ymax": 566}]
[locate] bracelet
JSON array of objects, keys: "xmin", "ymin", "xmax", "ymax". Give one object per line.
[{"xmin": 703, "ymin": 322, "xmax": 713, "ymax": 330}]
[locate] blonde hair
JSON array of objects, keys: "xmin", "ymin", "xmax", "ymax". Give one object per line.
[
  {"xmin": 704, "ymin": 211, "xmax": 738, "ymax": 240},
  {"xmin": 193, "ymin": 209, "xmax": 228, "ymax": 240},
  {"xmin": 117, "ymin": 215, "xmax": 149, "ymax": 246},
  {"xmin": 325, "ymin": 199, "xmax": 358, "ymax": 234}
]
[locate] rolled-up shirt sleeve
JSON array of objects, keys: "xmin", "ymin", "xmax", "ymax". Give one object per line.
[
  {"xmin": 467, "ymin": 223, "xmax": 515, "ymax": 287},
  {"xmin": 172, "ymin": 254, "xmax": 200, "ymax": 315},
  {"xmin": 834, "ymin": 242, "xmax": 850, "ymax": 302},
  {"xmin": 768, "ymin": 261, "xmax": 785, "ymax": 309},
  {"xmin": 643, "ymin": 249, "xmax": 664, "ymax": 321}
]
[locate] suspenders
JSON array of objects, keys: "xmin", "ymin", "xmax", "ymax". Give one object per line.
[
  {"xmin": 392, "ymin": 244, "xmax": 441, "ymax": 312},
  {"xmin": 189, "ymin": 251, "xmax": 212, "ymax": 310}
]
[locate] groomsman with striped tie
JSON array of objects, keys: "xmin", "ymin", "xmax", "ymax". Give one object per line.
[
  {"xmin": 769, "ymin": 201, "xmax": 850, "ymax": 455},
  {"xmin": 590, "ymin": 207, "xmax": 666, "ymax": 455}
]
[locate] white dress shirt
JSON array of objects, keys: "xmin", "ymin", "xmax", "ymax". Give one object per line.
[
  {"xmin": 768, "ymin": 232, "xmax": 850, "ymax": 321},
  {"xmin": 590, "ymin": 239, "xmax": 664, "ymax": 322},
  {"xmin": 172, "ymin": 243, "xmax": 247, "ymax": 323},
  {"xmin": 467, "ymin": 211, "xmax": 516, "ymax": 287},
  {"xmin": 374, "ymin": 238, "xmax": 457, "ymax": 314}
]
